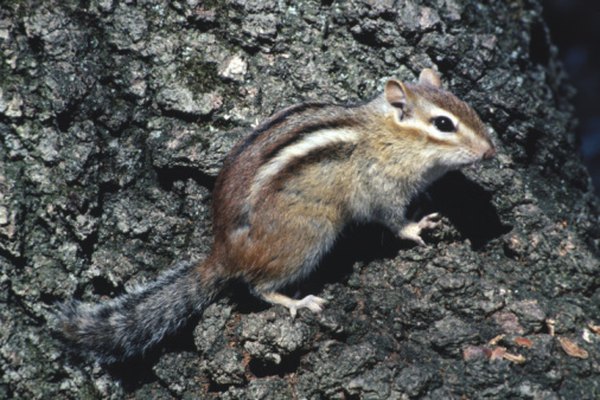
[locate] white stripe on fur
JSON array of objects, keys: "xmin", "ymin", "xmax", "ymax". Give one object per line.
[{"xmin": 250, "ymin": 128, "xmax": 359, "ymax": 197}]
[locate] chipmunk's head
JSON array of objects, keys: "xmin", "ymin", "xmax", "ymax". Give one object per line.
[{"xmin": 381, "ymin": 68, "xmax": 495, "ymax": 169}]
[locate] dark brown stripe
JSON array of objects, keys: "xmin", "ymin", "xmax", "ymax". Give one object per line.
[
  {"xmin": 269, "ymin": 141, "xmax": 357, "ymax": 192},
  {"xmin": 230, "ymin": 102, "xmax": 331, "ymax": 160},
  {"xmin": 425, "ymin": 134, "xmax": 455, "ymax": 147},
  {"xmin": 408, "ymin": 84, "xmax": 486, "ymax": 137},
  {"xmin": 261, "ymin": 117, "xmax": 358, "ymax": 163}
]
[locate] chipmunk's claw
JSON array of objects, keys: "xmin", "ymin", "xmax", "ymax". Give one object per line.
[
  {"xmin": 398, "ymin": 212, "xmax": 441, "ymax": 246},
  {"xmin": 261, "ymin": 292, "xmax": 327, "ymax": 318}
]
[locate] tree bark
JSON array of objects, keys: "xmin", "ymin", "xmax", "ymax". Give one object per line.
[{"xmin": 1, "ymin": 0, "xmax": 598, "ymax": 399}]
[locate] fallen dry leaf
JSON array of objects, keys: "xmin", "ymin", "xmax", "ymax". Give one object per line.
[
  {"xmin": 489, "ymin": 346, "xmax": 526, "ymax": 363},
  {"xmin": 462, "ymin": 345, "xmax": 489, "ymax": 361},
  {"xmin": 488, "ymin": 334, "xmax": 505, "ymax": 346},
  {"xmin": 513, "ymin": 337, "xmax": 533, "ymax": 348},
  {"xmin": 490, "ymin": 346, "xmax": 506, "ymax": 360},
  {"xmin": 502, "ymin": 351, "xmax": 526, "ymax": 364},
  {"xmin": 558, "ymin": 337, "xmax": 589, "ymax": 359},
  {"xmin": 463, "ymin": 345, "xmax": 526, "ymax": 364},
  {"xmin": 583, "ymin": 329, "xmax": 593, "ymax": 344},
  {"xmin": 588, "ymin": 323, "xmax": 600, "ymax": 335},
  {"xmin": 546, "ymin": 319, "xmax": 556, "ymax": 336}
]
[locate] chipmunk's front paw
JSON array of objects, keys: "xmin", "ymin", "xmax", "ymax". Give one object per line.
[{"xmin": 398, "ymin": 212, "xmax": 441, "ymax": 246}]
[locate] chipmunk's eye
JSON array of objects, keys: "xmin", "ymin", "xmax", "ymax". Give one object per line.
[{"xmin": 432, "ymin": 116, "xmax": 456, "ymax": 133}]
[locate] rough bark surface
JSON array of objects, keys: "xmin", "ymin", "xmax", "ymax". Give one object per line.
[{"xmin": 1, "ymin": 0, "xmax": 599, "ymax": 399}]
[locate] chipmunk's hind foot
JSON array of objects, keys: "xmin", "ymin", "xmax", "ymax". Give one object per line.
[{"xmin": 261, "ymin": 291, "xmax": 326, "ymax": 318}]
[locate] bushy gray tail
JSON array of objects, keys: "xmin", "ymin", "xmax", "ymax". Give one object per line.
[{"xmin": 55, "ymin": 259, "xmax": 222, "ymax": 364}]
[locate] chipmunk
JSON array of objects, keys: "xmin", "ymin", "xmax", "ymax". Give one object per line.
[{"xmin": 56, "ymin": 68, "xmax": 495, "ymax": 363}]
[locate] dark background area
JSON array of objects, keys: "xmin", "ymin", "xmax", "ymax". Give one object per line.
[{"xmin": 543, "ymin": 0, "xmax": 600, "ymax": 196}]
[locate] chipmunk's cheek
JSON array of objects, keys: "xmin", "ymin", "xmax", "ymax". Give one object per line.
[
  {"xmin": 458, "ymin": 153, "xmax": 479, "ymax": 167},
  {"xmin": 435, "ymin": 149, "xmax": 470, "ymax": 168},
  {"xmin": 455, "ymin": 145, "xmax": 487, "ymax": 166}
]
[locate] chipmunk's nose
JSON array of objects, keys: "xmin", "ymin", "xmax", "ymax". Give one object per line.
[
  {"xmin": 483, "ymin": 142, "xmax": 496, "ymax": 159},
  {"xmin": 483, "ymin": 147, "xmax": 496, "ymax": 159}
]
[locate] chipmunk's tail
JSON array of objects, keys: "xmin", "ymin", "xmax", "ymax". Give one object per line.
[{"xmin": 55, "ymin": 258, "xmax": 224, "ymax": 364}]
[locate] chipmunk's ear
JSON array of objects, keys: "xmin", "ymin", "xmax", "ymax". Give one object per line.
[
  {"xmin": 385, "ymin": 79, "xmax": 408, "ymax": 110},
  {"xmin": 418, "ymin": 68, "xmax": 442, "ymax": 88}
]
